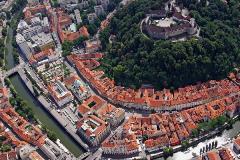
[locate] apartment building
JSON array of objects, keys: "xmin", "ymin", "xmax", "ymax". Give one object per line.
[
  {"xmin": 77, "ymin": 115, "xmax": 111, "ymax": 146},
  {"xmin": 102, "ymin": 133, "xmax": 139, "ymax": 155},
  {"xmin": 96, "ymin": 104, "xmax": 125, "ymax": 127},
  {"xmin": 64, "ymin": 74, "xmax": 90, "ymax": 102},
  {"xmin": 47, "ymin": 79, "xmax": 74, "ymax": 107},
  {"xmin": 55, "ymin": 9, "xmax": 89, "ymax": 42}
]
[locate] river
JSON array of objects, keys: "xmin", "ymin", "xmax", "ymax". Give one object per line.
[
  {"xmin": 5, "ymin": 27, "xmax": 14, "ymax": 70},
  {"xmin": 9, "ymin": 74, "xmax": 84, "ymax": 157}
]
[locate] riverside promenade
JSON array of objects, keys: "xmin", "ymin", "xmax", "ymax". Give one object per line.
[
  {"xmin": 8, "ymin": 65, "xmax": 92, "ymax": 159},
  {"xmin": 18, "ymin": 68, "xmax": 89, "ymax": 150}
]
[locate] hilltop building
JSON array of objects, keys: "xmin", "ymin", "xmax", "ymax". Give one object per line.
[{"xmin": 142, "ymin": 7, "xmax": 198, "ymax": 40}]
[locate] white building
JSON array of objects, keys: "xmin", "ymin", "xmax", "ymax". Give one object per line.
[
  {"xmin": 17, "ymin": 17, "xmax": 50, "ymax": 41},
  {"xmin": 94, "ymin": 5, "xmax": 105, "ymax": 17},
  {"xmin": 31, "ymin": 32, "xmax": 55, "ymax": 51},
  {"xmin": 16, "ymin": 34, "xmax": 33, "ymax": 60},
  {"xmin": 74, "ymin": 9, "xmax": 82, "ymax": 24},
  {"xmin": 101, "ymin": 0, "xmax": 109, "ymax": 10}
]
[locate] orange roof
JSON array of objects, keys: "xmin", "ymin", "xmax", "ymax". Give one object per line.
[
  {"xmin": 24, "ymin": 5, "xmax": 47, "ymax": 20},
  {"xmin": 0, "ymin": 107, "xmax": 45, "ymax": 147},
  {"xmin": 0, "ymin": 88, "xmax": 8, "ymax": 105},
  {"xmin": 0, "ymin": 153, "xmax": 7, "ymax": 160},
  {"xmin": 207, "ymin": 151, "xmax": 221, "ymax": 160},
  {"xmin": 29, "ymin": 49, "xmax": 54, "ymax": 65},
  {"xmin": 78, "ymin": 95, "xmax": 106, "ymax": 115},
  {"xmin": 77, "ymin": 115, "xmax": 108, "ymax": 137},
  {"xmin": 78, "ymin": 105, "xmax": 91, "ymax": 115},
  {"xmin": 29, "ymin": 151, "xmax": 45, "ymax": 160},
  {"xmin": 56, "ymin": 9, "xmax": 89, "ymax": 42},
  {"xmin": 0, "ymin": 87, "xmax": 8, "ymax": 97},
  {"xmin": 64, "ymin": 74, "xmax": 80, "ymax": 86},
  {"xmin": 79, "ymin": 26, "xmax": 89, "ymax": 38},
  {"xmin": 100, "ymin": 20, "xmax": 109, "ymax": 30}
]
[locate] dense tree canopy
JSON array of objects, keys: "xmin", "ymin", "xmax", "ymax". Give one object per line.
[{"xmin": 100, "ymin": 0, "xmax": 240, "ymax": 89}]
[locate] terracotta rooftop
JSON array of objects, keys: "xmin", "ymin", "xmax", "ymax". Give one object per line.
[
  {"xmin": 68, "ymin": 54, "xmax": 240, "ymax": 110},
  {"xmin": 77, "ymin": 115, "xmax": 108, "ymax": 137},
  {"xmin": 206, "ymin": 151, "xmax": 221, "ymax": 160},
  {"xmin": 78, "ymin": 95, "xmax": 106, "ymax": 116}
]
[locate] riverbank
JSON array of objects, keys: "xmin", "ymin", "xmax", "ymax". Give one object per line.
[{"xmin": 9, "ymin": 74, "xmax": 85, "ymax": 157}]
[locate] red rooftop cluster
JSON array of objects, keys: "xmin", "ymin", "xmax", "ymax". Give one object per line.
[
  {"xmin": 0, "ymin": 106, "xmax": 46, "ymax": 147},
  {"xmin": 67, "ymin": 54, "xmax": 240, "ymax": 111},
  {"xmin": 101, "ymin": 95, "xmax": 239, "ymax": 155},
  {"xmin": 76, "ymin": 94, "xmax": 125, "ymax": 146},
  {"xmin": 0, "ymin": 121, "xmax": 26, "ymax": 159},
  {"xmin": 0, "ymin": 87, "xmax": 8, "ymax": 107},
  {"xmin": 54, "ymin": 8, "xmax": 89, "ymax": 42}
]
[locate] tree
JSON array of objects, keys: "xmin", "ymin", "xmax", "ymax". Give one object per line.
[
  {"xmin": 99, "ymin": 0, "xmax": 240, "ymax": 90},
  {"xmin": 181, "ymin": 140, "xmax": 190, "ymax": 150},
  {"xmin": 191, "ymin": 128, "xmax": 199, "ymax": 138},
  {"xmin": 142, "ymin": 134, "xmax": 148, "ymax": 142},
  {"xmin": 13, "ymin": 50, "xmax": 19, "ymax": 64},
  {"xmin": 47, "ymin": 131, "xmax": 57, "ymax": 142},
  {"xmin": 45, "ymin": 62, "xmax": 50, "ymax": 69},
  {"xmin": 9, "ymin": 97, "xmax": 17, "ymax": 106},
  {"xmin": 0, "ymin": 144, "xmax": 11, "ymax": 152},
  {"xmin": 87, "ymin": 24, "xmax": 97, "ymax": 36},
  {"xmin": 5, "ymin": 11, "xmax": 11, "ymax": 20},
  {"xmin": 163, "ymin": 147, "xmax": 173, "ymax": 157},
  {"xmin": 99, "ymin": 27, "xmax": 110, "ymax": 49},
  {"xmin": 113, "ymin": 64, "xmax": 126, "ymax": 82},
  {"xmin": 62, "ymin": 41, "xmax": 73, "ymax": 57},
  {"xmin": 2, "ymin": 27, "xmax": 7, "ymax": 37},
  {"xmin": 73, "ymin": 36, "xmax": 88, "ymax": 47}
]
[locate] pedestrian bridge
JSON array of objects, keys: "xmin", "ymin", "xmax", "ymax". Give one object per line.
[{"xmin": 3, "ymin": 63, "xmax": 24, "ymax": 79}]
